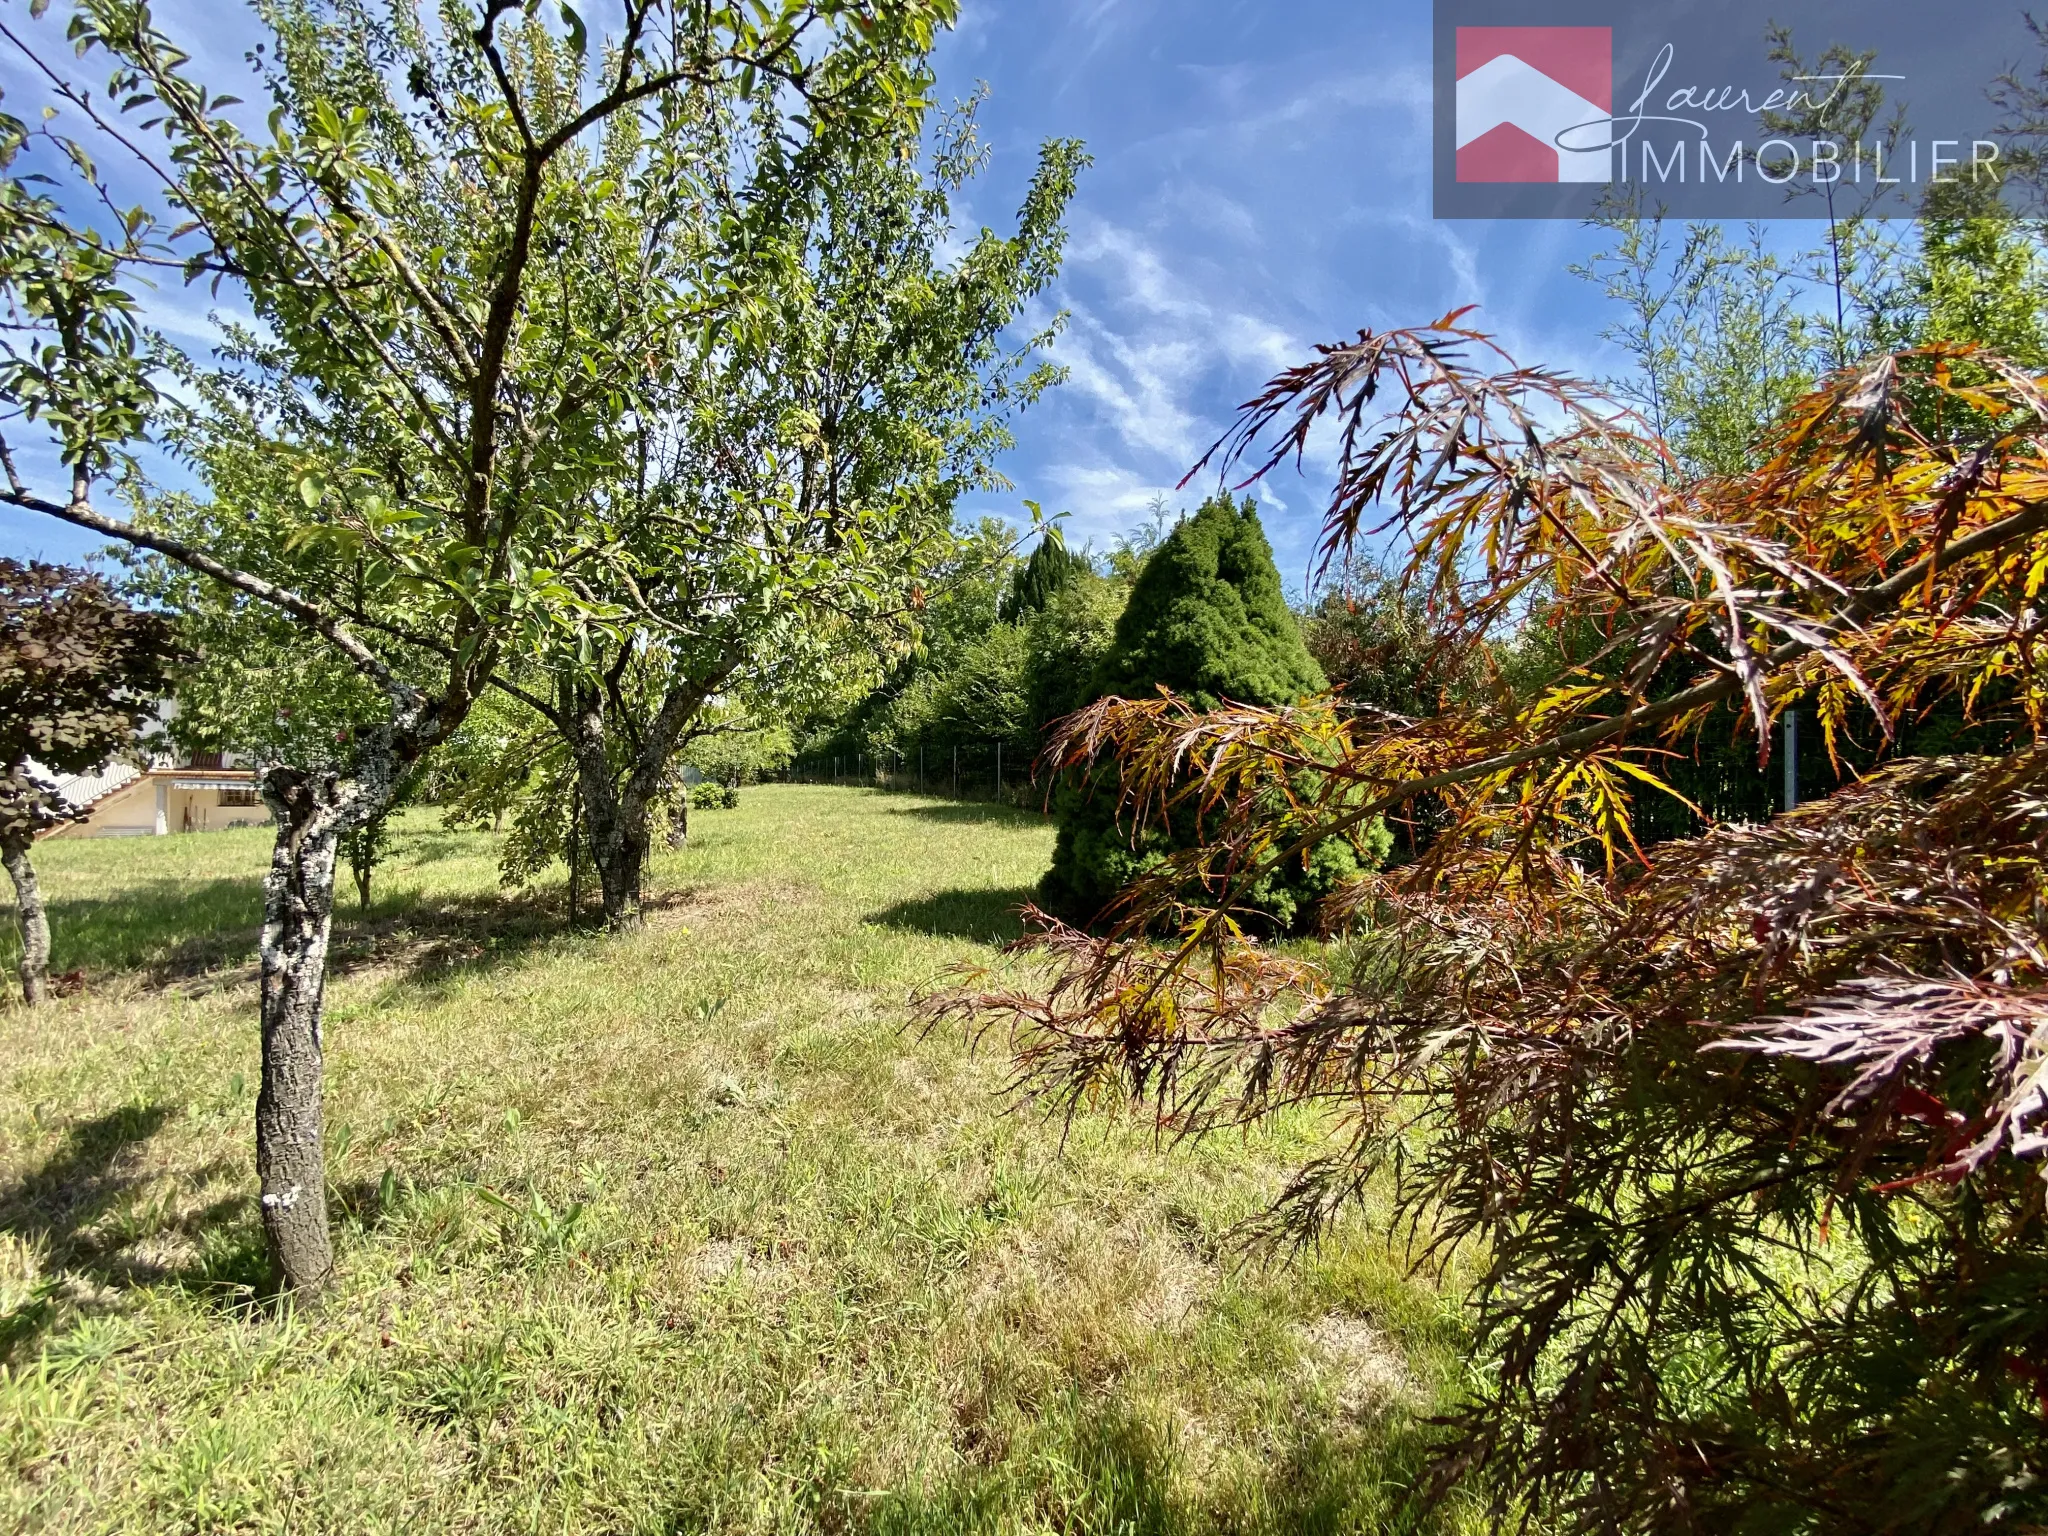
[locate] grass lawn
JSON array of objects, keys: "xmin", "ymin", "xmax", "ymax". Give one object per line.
[{"xmin": 0, "ymin": 786, "xmax": 1477, "ymax": 1535}]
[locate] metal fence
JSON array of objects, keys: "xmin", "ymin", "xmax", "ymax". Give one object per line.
[{"xmin": 783, "ymin": 741, "xmax": 1047, "ymax": 811}]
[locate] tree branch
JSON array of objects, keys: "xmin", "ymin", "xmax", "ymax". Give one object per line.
[{"xmin": 0, "ymin": 457, "xmax": 411, "ymax": 703}]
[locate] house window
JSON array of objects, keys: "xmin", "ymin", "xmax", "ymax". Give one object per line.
[{"xmin": 217, "ymin": 787, "xmax": 261, "ymax": 808}]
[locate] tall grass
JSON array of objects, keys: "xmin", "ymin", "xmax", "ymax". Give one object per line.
[{"xmin": 0, "ymin": 787, "xmax": 1479, "ymax": 1533}]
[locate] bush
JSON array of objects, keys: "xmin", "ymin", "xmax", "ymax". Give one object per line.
[
  {"xmin": 862, "ymin": 568, "xmax": 1129, "ymax": 773},
  {"xmin": 1299, "ymin": 556, "xmax": 1452, "ymax": 720},
  {"xmin": 685, "ymin": 722, "xmax": 792, "ymax": 789},
  {"xmin": 689, "ymin": 780, "xmax": 739, "ymax": 811},
  {"xmin": 1090, "ymin": 492, "xmax": 1324, "ymax": 712},
  {"xmin": 1040, "ymin": 493, "xmax": 1385, "ymax": 932},
  {"xmin": 929, "ymin": 622, "xmax": 1033, "ymax": 749},
  {"xmin": 1021, "ymin": 567, "xmax": 1124, "ymax": 735}
]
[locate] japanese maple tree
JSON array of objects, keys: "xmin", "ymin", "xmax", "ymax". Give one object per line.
[{"xmin": 930, "ymin": 315, "xmax": 2048, "ymax": 1530}]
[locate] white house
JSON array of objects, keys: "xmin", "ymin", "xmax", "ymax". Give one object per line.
[{"xmin": 40, "ymin": 752, "xmax": 269, "ymax": 839}]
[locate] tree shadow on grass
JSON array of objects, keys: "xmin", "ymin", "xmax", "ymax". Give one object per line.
[
  {"xmin": 867, "ymin": 886, "xmax": 1037, "ymax": 946},
  {"xmin": 881, "ymin": 800, "xmax": 1050, "ymax": 825},
  {"xmin": 0, "ymin": 1103, "xmax": 269, "ymax": 1361},
  {"xmin": 0, "ymin": 1103, "xmax": 175, "ymax": 1266},
  {"xmin": 3, "ymin": 875, "xmax": 271, "ymax": 983},
  {"xmin": 14, "ymin": 880, "xmax": 608, "ymax": 999},
  {"xmin": 385, "ymin": 827, "xmax": 490, "ymax": 868},
  {"xmin": 339, "ymin": 884, "xmax": 705, "ymax": 997},
  {"xmin": 328, "ymin": 888, "xmax": 605, "ymax": 996}
]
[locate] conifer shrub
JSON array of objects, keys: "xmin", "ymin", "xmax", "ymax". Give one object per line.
[
  {"xmin": 1039, "ymin": 493, "xmax": 1387, "ymax": 931},
  {"xmin": 999, "ymin": 534, "xmax": 1091, "ymax": 623}
]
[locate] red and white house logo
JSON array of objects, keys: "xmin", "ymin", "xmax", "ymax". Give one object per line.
[{"xmin": 1455, "ymin": 27, "xmax": 1613, "ymax": 183}]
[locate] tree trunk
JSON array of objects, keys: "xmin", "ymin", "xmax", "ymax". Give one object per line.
[
  {"xmin": 345, "ymin": 811, "xmax": 383, "ymax": 914},
  {"xmin": 3, "ymin": 837, "xmax": 50, "ymax": 1008},
  {"xmin": 566, "ymin": 778, "xmax": 582, "ymax": 926},
  {"xmin": 255, "ymin": 763, "xmax": 384, "ymax": 1299},
  {"xmin": 560, "ymin": 655, "xmax": 739, "ymax": 935},
  {"xmin": 572, "ymin": 747, "xmax": 650, "ymax": 932},
  {"xmin": 567, "ymin": 692, "xmax": 651, "ymax": 933},
  {"xmin": 596, "ymin": 813, "xmax": 650, "ymax": 930}
]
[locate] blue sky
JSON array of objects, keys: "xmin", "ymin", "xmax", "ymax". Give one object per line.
[
  {"xmin": 0, "ymin": 0, "xmax": 1627, "ymax": 591},
  {"xmin": 931, "ymin": 0, "xmax": 1636, "ymax": 588}
]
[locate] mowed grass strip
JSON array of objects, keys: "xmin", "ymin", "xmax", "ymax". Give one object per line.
[{"xmin": 0, "ymin": 786, "xmax": 1479, "ymax": 1535}]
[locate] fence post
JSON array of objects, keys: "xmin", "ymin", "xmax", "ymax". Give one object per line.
[
  {"xmin": 996, "ymin": 741, "xmax": 1002, "ymax": 801},
  {"xmin": 919, "ymin": 745, "xmax": 924, "ymax": 792},
  {"xmin": 952, "ymin": 745, "xmax": 958, "ymax": 797},
  {"xmin": 1783, "ymin": 711, "xmax": 1799, "ymax": 812}
]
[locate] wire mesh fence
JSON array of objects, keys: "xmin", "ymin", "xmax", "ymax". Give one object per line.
[{"xmin": 782, "ymin": 741, "xmax": 1048, "ymax": 812}]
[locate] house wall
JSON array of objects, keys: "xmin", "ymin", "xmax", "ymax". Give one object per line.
[
  {"xmin": 47, "ymin": 776, "xmax": 272, "ymax": 839},
  {"xmin": 50, "ymin": 777, "xmax": 158, "ymax": 838},
  {"xmin": 166, "ymin": 783, "xmax": 271, "ymax": 834}
]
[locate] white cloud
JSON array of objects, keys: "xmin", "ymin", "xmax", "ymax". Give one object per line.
[
  {"xmin": 1047, "ymin": 461, "xmax": 1179, "ymax": 513},
  {"xmin": 1070, "ymin": 223, "xmax": 1206, "ymax": 319},
  {"xmin": 1042, "ymin": 219, "xmax": 1308, "ymax": 472},
  {"xmin": 1164, "ymin": 182, "xmax": 1261, "ymax": 244},
  {"xmin": 1245, "ymin": 63, "xmax": 1433, "ymax": 135},
  {"xmin": 1214, "ymin": 310, "xmax": 1299, "ymax": 374},
  {"xmin": 1055, "ymin": 311, "xmax": 1206, "ymax": 462}
]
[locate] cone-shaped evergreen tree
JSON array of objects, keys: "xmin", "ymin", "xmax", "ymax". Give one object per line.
[
  {"xmin": 999, "ymin": 534, "xmax": 1091, "ymax": 623},
  {"xmin": 1092, "ymin": 493, "xmax": 1325, "ymax": 710},
  {"xmin": 1039, "ymin": 493, "xmax": 1386, "ymax": 931}
]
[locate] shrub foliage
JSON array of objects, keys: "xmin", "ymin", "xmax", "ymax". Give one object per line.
[
  {"xmin": 999, "ymin": 532, "xmax": 1091, "ymax": 623},
  {"xmin": 1090, "ymin": 492, "xmax": 1323, "ymax": 711},
  {"xmin": 1039, "ymin": 493, "xmax": 1383, "ymax": 932},
  {"xmin": 931, "ymin": 318, "xmax": 2048, "ymax": 1532}
]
